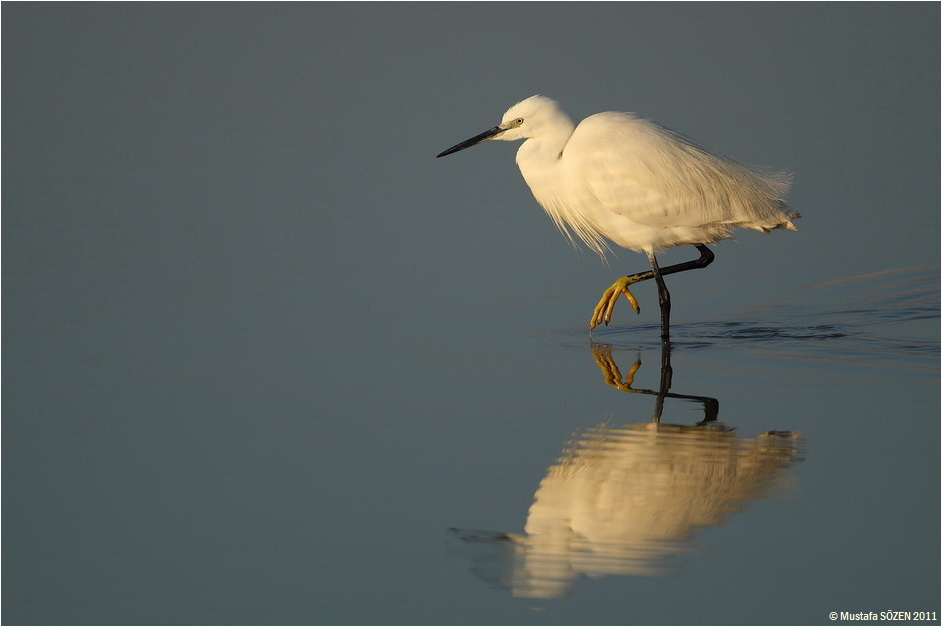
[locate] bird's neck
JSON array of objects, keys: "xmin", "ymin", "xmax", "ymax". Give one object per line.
[{"xmin": 514, "ymin": 119, "xmax": 575, "ymax": 183}]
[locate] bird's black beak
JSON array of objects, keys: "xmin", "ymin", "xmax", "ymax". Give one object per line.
[{"xmin": 436, "ymin": 125, "xmax": 505, "ymax": 158}]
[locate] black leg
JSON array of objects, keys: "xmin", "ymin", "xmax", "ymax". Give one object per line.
[
  {"xmin": 590, "ymin": 244, "xmax": 716, "ymax": 330},
  {"xmin": 647, "ymin": 252, "xmax": 671, "ymax": 341},
  {"xmin": 628, "ymin": 244, "xmax": 715, "ymax": 285}
]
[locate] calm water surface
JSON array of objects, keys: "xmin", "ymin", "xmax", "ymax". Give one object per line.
[{"xmin": 6, "ymin": 257, "xmax": 937, "ymax": 625}]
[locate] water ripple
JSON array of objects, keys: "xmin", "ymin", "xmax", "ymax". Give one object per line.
[{"xmin": 565, "ymin": 265, "xmax": 939, "ymax": 369}]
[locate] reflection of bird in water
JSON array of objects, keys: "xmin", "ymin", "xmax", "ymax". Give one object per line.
[
  {"xmin": 452, "ymin": 345, "xmax": 802, "ymax": 599},
  {"xmin": 454, "ymin": 423, "xmax": 801, "ymax": 599},
  {"xmin": 506, "ymin": 422, "xmax": 801, "ymax": 598}
]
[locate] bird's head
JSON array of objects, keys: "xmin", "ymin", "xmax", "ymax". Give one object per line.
[
  {"xmin": 495, "ymin": 95, "xmax": 563, "ymax": 141},
  {"xmin": 436, "ymin": 95, "xmax": 570, "ymax": 157}
]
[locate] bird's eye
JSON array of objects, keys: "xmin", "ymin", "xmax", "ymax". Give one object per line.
[{"xmin": 514, "ymin": 117, "xmax": 524, "ymax": 126}]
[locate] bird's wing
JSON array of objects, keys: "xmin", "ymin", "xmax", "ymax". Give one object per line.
[{"xmin": 568, "ymin": 112, "xmax": 787, "ymax": 229}]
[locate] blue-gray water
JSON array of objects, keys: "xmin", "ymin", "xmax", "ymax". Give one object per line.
[{"xmin": 3, "ymin": 4, "xmax": 939, "ymax": 625}]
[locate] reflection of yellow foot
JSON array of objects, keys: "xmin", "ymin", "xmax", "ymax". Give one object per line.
[
  {"xmin": 589, "ymin": 276, "xmax": 641, "ymax": 329},
  {"xmin": 591, "ymin": 344, "xmax": 641, "ymax": 391}
]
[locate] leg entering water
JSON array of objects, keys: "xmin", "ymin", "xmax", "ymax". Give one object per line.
[
  {"xmin": 647, "ymin": 251, "xmax": 671, "ymax": 341},
  {"xmin": 589, "ymin": 244, "xmax": 715, "ymax": 331}
]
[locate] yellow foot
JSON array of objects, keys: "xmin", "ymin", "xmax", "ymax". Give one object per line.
[{"xmin": 589, "ymin": 276, "xmax": 641, "ymax": 330}]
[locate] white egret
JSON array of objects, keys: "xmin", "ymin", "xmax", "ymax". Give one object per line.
[{"xmin": 436, "ymin": 95, "xmax": 799, "ymax": 340}]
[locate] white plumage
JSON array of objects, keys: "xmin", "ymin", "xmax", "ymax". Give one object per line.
[{"xmin": 437, "ymin": 95, "xmax": 800, "ymax": 338}]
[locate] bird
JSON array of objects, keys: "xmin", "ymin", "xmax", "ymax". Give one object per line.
[{"xmin": 436, "ymin": 95, "xmax": 799, "ymax": 341}]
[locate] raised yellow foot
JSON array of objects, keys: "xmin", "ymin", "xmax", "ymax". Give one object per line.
[{"xmin": 589, "ymin": 276, "xmax": 641, "ymax": 330}]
